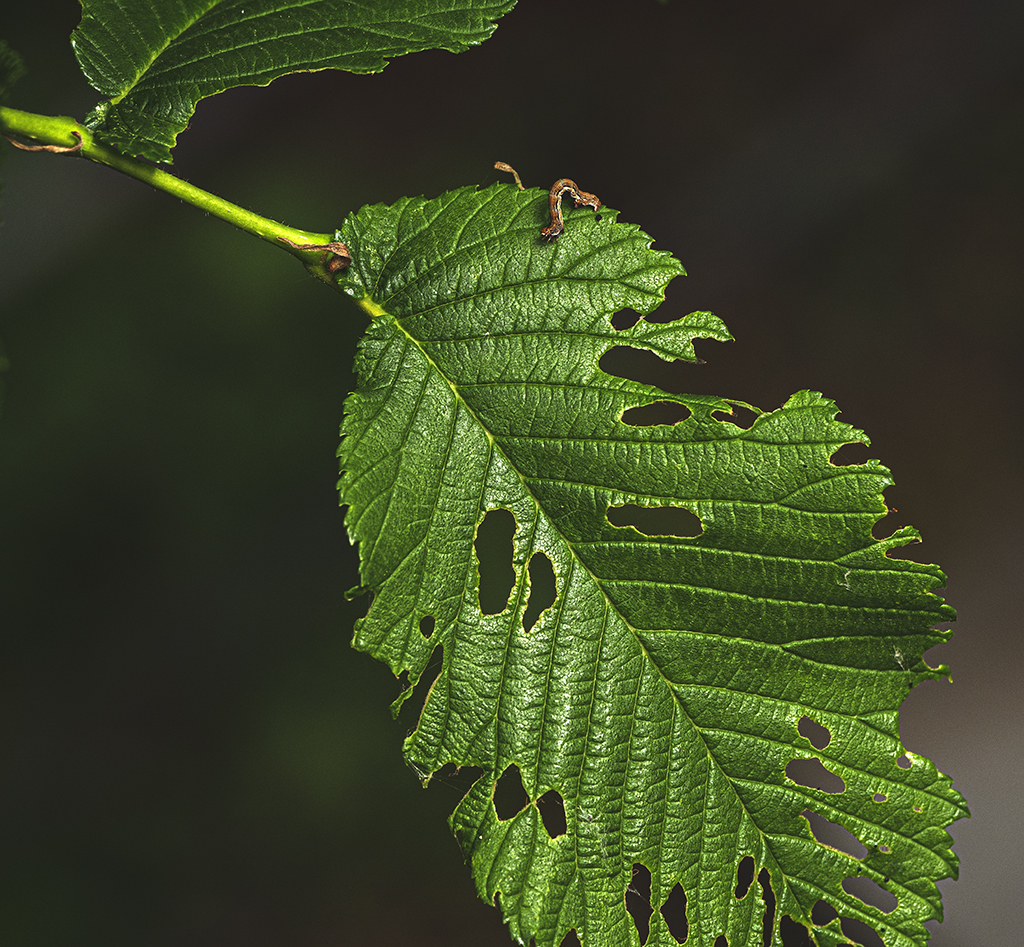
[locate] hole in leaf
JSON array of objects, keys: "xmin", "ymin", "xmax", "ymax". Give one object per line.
[
  {"xmin": 896, "ymin": 755, "xmax": 911, "ymax": 769},
  {"xmin": 812, "ymin": 899, "xmax": 839, "ymax": 926},
  {"xmin": 420, "ymin": 615, "xmax": 435, "ymax": 639},
  {"xmin": 758, "ymin": 868, "xmax": 776, "ymax": 947},
  {"xmin": 600, "ymin": 346, "xmax": 686, "ymax": 391},
  {"xmin": 607, "ymin": 504, "xmax": 703, "ymax": 537},
  {"xmin": 475, "ymin": 508, "xmax": 516, "ymax": 614},
  {"xmin": 493, "ymin": 764, "xmax": 529, "ymax": 820},
  {"xmin": 780, "ymin": 914, "xmax": 814, "ymax": 946},
  {"xmin": 536, "ymin": 789, "xmax": 567, "ymax": 838},
  {"xmin": 843, "ymin": 876, "xmax": 897, "ymax": 914},
  {"xmin": 797, "ymin": 715, "xmax": 831, "ymax": 750},
  {"xmin": 714, "ymin": 937, "xmax": 727, "ymax": 947},
  {"xmin": 611, "ymin": 310, "xmax": 641, "ymax": 330},
  {"xmin": 523, "ymin": 552, "xmax": 556, "ymax": 632},
  {"xmin": 829, "ymin": 442, "xmax": 870, "ymax": 466},
  {"xmin": 840, "ymin": 916, "xmax": 886, "ymax": 947},
  {"xmin": 912, "ymin": 805, "xmax": 922, "ymax": 813},
  {"xmin": 879, "ymin": 844, "xmax": 891, "ymax": 854},
  {"xmin": 711, "ymin": 403, "xmax": 758, "ymax": 429},
  {"xmin": 873, "ymin": 793, "xmax": 887, "ymax": 803},
  {"xmin": 621, "ymin": 400, "xmax": 692, "ymax": 426},
  {"xmin": 626, "ymin": 863, "xmax": 653, "ymax": 945},
  {"xmin": 431, "ymin": 765, "xmax": 485, "ymax": 801},
  {"xmin": 786, "ymin": 757, "xmax": 845, "ymax": 793},
  {"xmin": 398, "ymin": 644, "xmax": 445, "ymax": 730},
  {"xmin": 801, "ymin": 809, "xmax": 868, "ymax": 859},
  {"xmin": 558, "ymin": 931, "xmax": 581, "ymax": 947},
  {"xmin": 660, "ymin": 883, "xmax": 688, "ymax": 944},
  {"xmin": 735, "ymin": 856, "xmax": 755, "ymax": 899},
  {"xmin": 870, "ymin": 511, "xmax": 907, "ymax": 544}
]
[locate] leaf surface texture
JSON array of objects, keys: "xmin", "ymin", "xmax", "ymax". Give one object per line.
[
  {"xmin": 71, "ymin": 0, "xmax": 517, "ymax": 161},
  {"xmin": 337, "ymin": 182, "xmax": 965, "ymax": 947}
]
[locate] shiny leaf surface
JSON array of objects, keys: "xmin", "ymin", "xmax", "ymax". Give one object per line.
[
  {"xmin": 336, "ymin": 181, "xmax": 967, "ymax": 947},
  {"xmin": 72, "ymin": 0, "xmax": 517, "ymax": 162}
]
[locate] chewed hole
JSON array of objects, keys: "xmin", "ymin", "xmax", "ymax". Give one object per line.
[
  {"xmin": 735, "ymin": 855, "xmax": 755, "ymax": 899},
  {"xmin": 431, "ymin": 764, "xmax": 485, "ymax": 799},
  {"xmin": 840, "ymin": 916, "xmax": 885, "ymax": 947},
  {"xmin": 493, "ymin": 764, "xmax": 528, "ymax": 820},
  {"xmin": 626, "ymin": 863, "xmax": 653, "ymax": 945},
  {"xmin": 896, "ymin": 755, "xmax": 912, "ymax": 769},
  {"xmin": 780, "ymin": 914, "xmax": 814, "ymax": 945},
  {"xmin": 878, "ymin": 844, "xmax": 891, "ymax": 854},
  {"xmin": 558, "ymin": 931, "xmax": 581, "ymax": 947},
  {"xmin": 801, "ymin": 809, "xmax": 868, "ymax": 859},
  {"xmin": 660, "ymin": 883, "xmax": 688, "ymax": 944},
  {"xmin": 758, "ymin": 869, "xmax": 775, "ymax": 947},
  {"xmin": 811, "ymin": 899, "xmax": 839, "ymax": 926},
  {"xmin": 843, "ymin": 876, "xmax": 897, "ymax": 914},
  {"xmin": 398, "ymin": 643, "xmax": 445, "ymax": 729},
  {"xmin": 599, "ymin": 346, "xmax": 685, "ymax": 391},
  {"xmin": 798, "ymin": 715, "xmax": 831, "ymax": 750},
  {"xmin": 829, "ymin": 442, "xmax": 870, "ymax": 466},
  {"xmin": 786, "ymin": 757, "xmax": 845, "ymax": 793},
  {"xmin": 476, "ymin": 508, "xmax": 516, "ymax": 615},
  {"xmin": 621, "ymin": 400, "xmax": 692, "ymax": 426},
  {"xmin": 536, "ymin": 789, "xmax": 567, "ymax": 839},
  {"xmin": 712, "ymin": 403, "xmax": 759, "ymax": 430},
  {"xmin": 419, "ymin": 615, "xmax": 435, "ymax": 639},
  {"xmin": 611, "ymin": 310, "xmax": 641, "ymax": 330},
  {"xmin": 714, "ymin": 937, "xmax": 728, "ymax": 947},
  {"xmin": 912, "ymin": 805, "xmax": 923, "ymax": 813},
  {"xmin": 873, "ymin": 793, "xmax": 887, "ymax": 803},
  {"xmin": 607, "ymin": 504, "xmax": 703, "ymax": 537},
  {"xmin": 523, "ymin": 552, "xmax": 556, "ymax": 632}
]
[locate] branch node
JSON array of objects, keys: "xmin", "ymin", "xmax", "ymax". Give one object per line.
[{"xmin": 277, "ymin": 236, "xmax": 351, "ymax": 272}]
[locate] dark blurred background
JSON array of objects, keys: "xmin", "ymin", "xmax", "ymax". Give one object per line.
[{"xmin": 1, "ymin": 1, "xmax": 1021, "ymax": 944}]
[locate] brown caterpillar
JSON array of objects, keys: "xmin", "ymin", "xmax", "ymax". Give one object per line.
[
  {"xmin": 541, "ymin": 178, "xmax": 601, "ymax": 241},
  {"xmin": 493, "ymin": 163, "xmax": 602, "ymax": 240}
]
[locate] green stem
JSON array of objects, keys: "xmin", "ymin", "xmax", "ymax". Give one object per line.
[{"xmin": 0, "ymin": 106, "xmax": 344, "ymax": 282}]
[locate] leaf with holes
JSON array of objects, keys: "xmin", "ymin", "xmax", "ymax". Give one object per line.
[
  {"xmin": 337, "ymin": 181, "xmax": 967, "ymax": 947},
  {"xmin": 71, "ymin": 0, "xmax": 517, "ymax": 162}
]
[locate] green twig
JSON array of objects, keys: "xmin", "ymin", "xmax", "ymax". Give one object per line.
[{"xmin": 0, "ymin": 106, "xmax": 348, "ymax": 283}]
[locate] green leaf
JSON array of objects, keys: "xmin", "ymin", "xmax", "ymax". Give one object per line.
[
  {"xmin": 337, "ymin": 182, "xmax": 966, "ymax": 947},
  {"xmin": 71, "ymin": 0, "xmax": 517, "ymax": 162}
]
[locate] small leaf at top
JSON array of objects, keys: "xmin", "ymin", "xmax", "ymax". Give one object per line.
[
  {"xmin": 335, "ymin": 180, "xmax": 966, "ymax": 946},
  {"xmin": 71, "ymin": 0, "xmax": 518, "ymax": 162}
]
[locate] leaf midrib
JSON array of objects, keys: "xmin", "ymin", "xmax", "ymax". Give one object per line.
[
  {"xmin": 105, "ymin": 0, "xmax": 223, "ymax": 104},
  {"xmin": 383, "ymin": 300, "xmax": 819, "ymax": 947}
]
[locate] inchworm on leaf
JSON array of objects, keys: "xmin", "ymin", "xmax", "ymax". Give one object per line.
[
  {"xmin": 541, "ymin": 178, "xmax": 601, "ymax": 240},
  {"xmin": 492, "ymin": 164, "xmax": 601, "ymax": 241}
]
